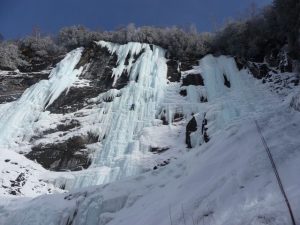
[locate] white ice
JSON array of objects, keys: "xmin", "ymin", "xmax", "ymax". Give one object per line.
[
  {"xmin": 69, "ymin": 42, "xmax": 168, "ymax": 189},
  {"xmin": 0, "ymin": 48, "xmax": 83, "ymax": 149}
]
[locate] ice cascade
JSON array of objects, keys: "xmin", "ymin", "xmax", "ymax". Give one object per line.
[
  {"xmin": 0, "ymin": 48, "xmax": 84, "ymax": 149},
  {"xmin": 70, "ymin": 41, "xmax": 168, "ymax": 188}
]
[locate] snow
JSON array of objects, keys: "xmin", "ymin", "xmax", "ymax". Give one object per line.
[
  {"xmin": 0, "ymin": 48, "xmax": 83, "ymax": 149},
  {"xmin": 68, "ymin": 41, "xmax": 168, "ymax": 188},
  {"xmin": 0, "ymin": 48, "xmax": 83, "ymax": 196},
  {"xmin": 0, "ymin": 44, "xmax": 299, "ymax": 225},
  {"xmin": 1, "ymin": 104, "xmax": 299, "ymax": 225}
]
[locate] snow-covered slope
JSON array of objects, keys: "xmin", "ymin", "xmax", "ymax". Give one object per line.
[{"xmin": 0, "ymin": 42, "xmax": 299, "ymax": 225}]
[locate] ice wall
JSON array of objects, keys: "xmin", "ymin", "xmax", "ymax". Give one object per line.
[
  {"xmin": 0, "ymin": 48, "xmax": 84, "ymax": 149},
  {"xmin": 70, "ymin": 42, "xmax": 168, "ymax": 188}
]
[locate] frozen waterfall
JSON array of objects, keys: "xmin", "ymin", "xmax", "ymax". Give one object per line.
[
  {"xmin": 70, "ymin": 41, "xmax": 168, "ymax": 188},
  {"xmin": 0, "ymin": 48, "xmax": 84, "ymax": 149}
]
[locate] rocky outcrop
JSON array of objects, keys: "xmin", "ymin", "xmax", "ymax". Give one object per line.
[
  {"xmin": 182, "ymin": 74, "xmax": 204, "ymax": 86},
  {"xmin": 26, "ymin": 135, "xmax": 97, "ymax": 171},
  {"xmin": 150, "ymin": 147, "xmax": 169, "ymax": 154},
  {"xmin": 47, "ymin": 42, "xmax": 128, "ymax": 114},
  {"xmin": 179, "ymin": 89, "xmax": 187, "ymax": 96},
  {"xmin": 201, "ymin": 117, "xmax": 210, "ymax": 143},
  {"xmin": 186, "ymin": 116, "xmax": 197, "ymax": 148},
  {"xmin": 180, "ymin": 59, "xmax": 199, "ymax": 71},
  {"xmin": 223, "ymin": 74, "xmax": 231, "ymax": 88},
  {"xmin": 247, "ymin": 63, "xmax": 270, "ymax": 80},
  {"xmin": 166, "ymin": 60, "xmax": 181, "ymax": 82},
  {"xmin": 0, "ymin": 71, "xmax": 49, "ymax": 103}
]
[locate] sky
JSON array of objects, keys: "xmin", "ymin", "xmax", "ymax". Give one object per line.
[{"xmin": 0, "ymin": 0, "xmax": 272, "ymax": 39}]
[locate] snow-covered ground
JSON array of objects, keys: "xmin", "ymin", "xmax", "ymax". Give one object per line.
[
  {"xmin": 0, "ymin": 42, "xmax": 299, "ymax": 225},
  {"xmin": 1, "ymin": 100, "xmax": 299, "ymax": 225}
]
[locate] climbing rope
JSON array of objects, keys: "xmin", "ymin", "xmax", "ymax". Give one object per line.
[{"xmin": 254, "ymin": 119, "xmax": 296, "ymax": 225}]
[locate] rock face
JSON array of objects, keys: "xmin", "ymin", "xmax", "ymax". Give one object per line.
[
  {"xmin": 0, "ymin": 71, "xmax": 49, "ymax": 103},
  {"xmin": 234, "ymin": 47, "xmax": 294, "ymax": 81},
  {"xmin": 223, "ymin": 74, "xmax": 231, "ymax": 88},
  {"xmin": 247, "ymin": 63, "xmax": 270, "ymax": 80},
  {"xmin": 47, "ymin": 42, "xmax": 126, "ymax": 114},
  {"xmin": 182, "ymin": 74, "xmax": 204, "ymax": 86},
  {"xmin": 201, "ymin": 117, "xmax": 210, "ymax": 143},
  {"xmin": 166, "ymin": 60, "xmax": 181, "ymax": 82},
  {"xmin": 180, "ymin": 59, "xmax": 199, "ymax": 71},
  {"xmin": 27, "ymin": 135, "xmax": 96, "ymax": 171},
  {"xmin": 186, "ymin": 116, "xmax": 197, "ymax": 148}
]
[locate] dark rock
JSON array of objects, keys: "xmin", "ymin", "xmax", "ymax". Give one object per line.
[
  {"xmin": 186, "ymin": 116, "xmax": 197, "ymax": 148},
  {"xmin": 173, "ymin": 113, "xmax": 184, "ymax": 122},
  {"xmin": 167, "ymin": 60, "xmax": 181, "ymax": 82},
  {"xmin": 182, "ymin": 74, "xmax": 204, "ymax": 86},
  {"xmin": 223, "ymin": 74, "xmax": 231, "ymax": 88},
  {"xmin": 149, "ymin": 147, "xmax": 169, "ymax": 154},
  {"xmin": 179, "ymin": 89, "xmax": 187, "ymax": 96},
  {"xmin": 265, "ymin": 47, "xmax": 293, "ymax": 73},
  {"xmin": 201, "ymin": 116, "xmax": 210, "ymax": 143},
  {"xmin": 19, "ymin": 52, "xmax": 64, "ymax": 73},
  {"xmin": 161, "ymin": 115, "xmax": 168, "ymax": 125},
  {"xmin": 291, "ymin": 79, "xmax": 299, "ymax": 86},
  {"xmin": 201, "ymin": 118, "xmax": 207, "ymax": 134},
  {"xmin": 124, "ymin": 53, "xmax": 131, "ymax": 66},
  {"xmin": 9, "ymin": 190, "xmax": 18, "ymax": 195},
  {"xmin": 180, "ymin": 59, "xmax": 199, "ymax": 71},
  {"xmin": 4, "ymin": 159, "xmax": 10, "ymax": 162},
  {"xmin": 234, "ymin": 57, "xmax": 247, "ymax": 70},
  {"xmin": 247, "ymin": 63, "xmax": 270, "ymax": 80},
  {"xmin": 159, "ymin": 109, "xmax": 169, "ymax": 125},
  {"xmin": 26, "ymin": 136, "xmax": 96, "ymax": 171},
  {"xmin": 47, "ymin": 44, "xmax": 130, "ymax": 114},
  {"xmin": 0, "ymin": 72, "xmax": 49, "ymax": 103},
  {"xmin": 132, "ymin": 49, "xmax": 146, "ymax": 64},
  {"xmin": 203, "ymin": 131, "xmax": 210, "ymax": 143},
  {"xmin": 10, "ymin": 173, "xmax": 26, "ymax": 187},
  {"xmin": 200, "ymin": 96, "xmax": 208, "ymax": 103},
  {"xmin": 158, "ymin": 160, "xmax": 170, "ymax": 167}
]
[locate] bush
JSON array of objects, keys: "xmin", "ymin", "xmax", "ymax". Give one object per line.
[
  {"xmin": 57, "ymin": 24, "xmax": 213, "ymax": 60},
  {"xmin": 0, "ymin": 41, "xmax": 28, "ymax": 70},
  {"xmin": 19, "ymin": 35, "xmax": 63, "ymax": 61},
  {"xmin": 57, "ymin": 25, "xmax": 99, "ymax": 50},
  {"xmin": 273, "ymin": 0, "xmax": 300, "ymax": 59}
]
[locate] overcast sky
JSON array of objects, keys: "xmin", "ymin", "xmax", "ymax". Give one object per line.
[{"xmin": 0, "ymin": 0, "xmax": 272, "ymax": 39}]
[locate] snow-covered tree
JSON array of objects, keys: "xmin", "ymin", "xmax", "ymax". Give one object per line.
[
  {"xmin": 273, "ymin": 0, "xmax": 300, "ymax": 58},
  {"xmin": 58, "ymin": 25, "xmax": 97, "ymax": 49},
  {"xmin": 0, "ymin": 41, "xmax": 28, "ymax": 70}
]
